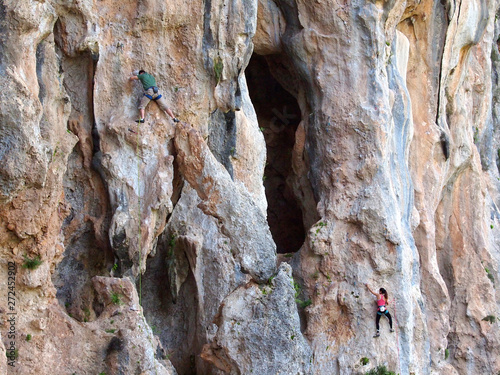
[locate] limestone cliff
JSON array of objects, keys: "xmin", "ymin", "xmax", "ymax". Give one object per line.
[{"xmin": 0, "ymin": 0, "xmax": 499, "ymax": 374}]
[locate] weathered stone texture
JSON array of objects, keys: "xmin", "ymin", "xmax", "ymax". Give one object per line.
[
  {"xmin": 175, "ymin": 121, "xmax": 276, "ymax": 283},
  {"xmin": 202, "ymin": 263, "xmax": 312, "ymax": 374},
  {"xmin": 1, "ymin": 0, "xmax": 500, "ymax": 374}
]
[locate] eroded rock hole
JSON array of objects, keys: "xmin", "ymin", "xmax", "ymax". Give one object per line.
[
  {"xmin": 140, "ymin": 230, "xmax": 199, "ymax": 375},
  {"xmin": 245, "ymin": 54, "xmax": 305, "ymax": 253},
  {"xmin": 207, "ymin": 109, "xmax": 236, "ymax": 179}
]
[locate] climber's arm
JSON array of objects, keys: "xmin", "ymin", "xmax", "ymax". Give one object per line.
[{"xmin": 365, "ymin": 283, "xmax": 378, "ymax": 297}]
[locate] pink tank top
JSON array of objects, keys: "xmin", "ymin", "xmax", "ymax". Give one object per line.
[
  {"xmin": 377, "ymin": 296, "xmax": 386, "ymax": 312},
  {"xmin": 377, "ymin": 296, "xmax": 386, "ymax": 307}
]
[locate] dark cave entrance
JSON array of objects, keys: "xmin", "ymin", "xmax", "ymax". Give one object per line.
[{"xmin": 245, "ymin": 54, "xmax": 305, "ymax": 253}]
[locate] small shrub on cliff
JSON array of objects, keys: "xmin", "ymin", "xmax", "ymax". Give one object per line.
[
  {"xmin": 360, "ymin": 357, "xmax": 369, "ymax": 366},
  {"xmin": 293, "ymin": 280, "xmax": 301, "ymax": 299},
  {"xmin": 300, "ymin": 299, "xmax": 312, "ymax": 308},
  {"xmin": 482, "ymin": 315, "xmax": 498, "ymax": 324},
  {"xmin": 315, "ymin": 221, "xmax": 327, "ymax": 234},
  {"xmin": 110, "ymin": 292, "xmax": 122, "ymax": 305},
  {"xmin": 445, "ymin": 348, "xmax": 449, "ymax": 360},
  {"xmin": 213, "ymin": 56, "xmax": 223, "ymax": 84},
  {"xmin": 22, "ymin": 255, "xmax": 42, "ymax": 270},
  {"xmin": 473, "ymin": 127, "xmax": 479, "ymax": 143},
  {"xmin": 6, "ymin": 348, "xmax": 18, "ymax": 359},
  {"xmin": 167, "ymin": 234, "xmax": 176, "ymax": 258},
  {"xmin": 293, "ymin": 279, "xmax": 311, "ymax": 308},
  {"xmin": 364, "ymin": 365, "xmax": 396, "ymax": 375},
  {"xmin": 484, "ymin": 267, "xmax": 495, "ymax": 283}
]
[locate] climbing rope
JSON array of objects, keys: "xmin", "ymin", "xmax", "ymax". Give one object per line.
[
  {"xmin": 394, "ymin": 296, "xmax": 401, "ymax": 374},
  {"xmin": 136, "ymin": 120, "xmax": 142, "ymax": 305}
]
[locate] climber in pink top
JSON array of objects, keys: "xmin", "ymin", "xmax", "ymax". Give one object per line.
[{"xmin": 366, "ymin": 283, "xmax": 394, "ymax": 337}]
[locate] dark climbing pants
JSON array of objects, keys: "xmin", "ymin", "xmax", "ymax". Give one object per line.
[{"xmin": 376, "ymin": 310, "xmax": 393, "ymax": 330}]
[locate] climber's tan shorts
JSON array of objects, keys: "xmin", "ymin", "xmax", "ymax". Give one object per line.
[{"xmin": 138, "ymin": 88, "xmax": 170, "ymax": 113}]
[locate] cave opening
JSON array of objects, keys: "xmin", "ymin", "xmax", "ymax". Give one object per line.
[{"xmin": 245, "ymin": 54, "xmax": 305, "ymax": 253}]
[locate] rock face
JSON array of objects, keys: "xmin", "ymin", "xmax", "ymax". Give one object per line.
[
  {"xmin": 201, "ymin": 263, "xmax": 312, "ymax": 374},
  {"xmin": 0, "ymin": 0, "xmax": 499, "ymax": 374}
]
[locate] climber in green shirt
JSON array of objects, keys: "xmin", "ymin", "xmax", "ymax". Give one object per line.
[{"xmin": 129, "ymin": 69, "xmax": 179, "ymax": 123}]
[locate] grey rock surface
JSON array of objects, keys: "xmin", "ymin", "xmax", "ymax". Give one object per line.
[
  {"xmin": 202, "ymin": 263, "xmax": 313, "ymax": 375},
  {"xmin": 0, "ymin": 0, "xmax": 499, "ymax": 374}
]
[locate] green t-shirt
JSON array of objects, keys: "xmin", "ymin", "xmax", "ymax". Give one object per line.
[{"xmin": 137, "ymin": 73, "xmax": 157, "ymax": 90}]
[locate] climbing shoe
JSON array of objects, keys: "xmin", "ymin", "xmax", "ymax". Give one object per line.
[
  {"xmin": 373, "ymin": 331, "xmax": 380, "ymax": 338},
  {"xmin": 173, "ymin": 118, "xmax": 180, "ymax": 123},
  {"xmin": 135, "ymin": 118, "xmax": 145, "ymax": 123},
  {"xmin": 390, "ymin": 329, "xmax": 394, "ymax": 333}
]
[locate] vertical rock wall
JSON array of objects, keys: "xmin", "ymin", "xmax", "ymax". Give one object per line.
[{"xmin": 0, "ymin": 0, "xmax": 499, "ymax": 374}]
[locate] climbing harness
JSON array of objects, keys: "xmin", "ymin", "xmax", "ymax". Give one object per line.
[
  {"xmin": 144, "ymin": 93, "xmax": 163, "ymax": 101},
  {"xmin": 144, "ymin": 86, "xmax": 161, "ymax": 100}
]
